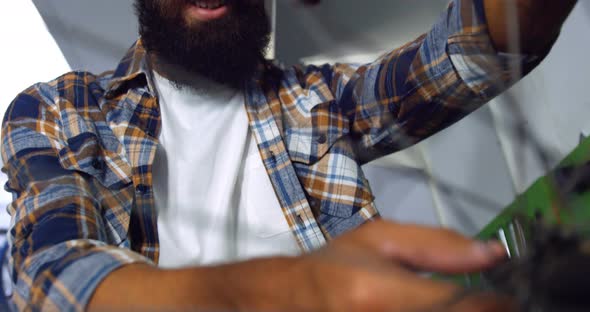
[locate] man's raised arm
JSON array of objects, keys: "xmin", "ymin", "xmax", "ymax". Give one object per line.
[{"xmin": 296, "ymin": 0, "xmax": 577, "ymax": 164}]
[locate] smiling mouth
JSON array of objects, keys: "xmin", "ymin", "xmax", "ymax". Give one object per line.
[
  {"xmin": 189, "ymin": 0, "xmax": 228, "ymax": 10},
  {"xmin": 186, "ymin": 0, "xmax": 230, "ymax": 21}
]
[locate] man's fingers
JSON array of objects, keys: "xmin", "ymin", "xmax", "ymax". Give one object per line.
[
  {"xmin": 447, "ymin": 292, "xmax": 519, "ymax": 312},
  {"xmin": 385, "ymin": 276, "xmax": 517, "ymax": 312},
  {"xmin": 380, "ymin": 270, "xmax": 512, "ymax": 312},
  {"xmin": 383, "ymin": 272, "xmax": 460, "ymax": 311},
  {"xmin": 351, "ymin": 220, "xmax": 507, "ymax": 274},
  {"xmin": 309, "ymin": 220, "xmax": 513, "ymax": 312}
]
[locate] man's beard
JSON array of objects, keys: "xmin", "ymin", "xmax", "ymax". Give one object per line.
[{"xmin": 135, "ymin": 0, "xmax": 271, "ymax": 88}]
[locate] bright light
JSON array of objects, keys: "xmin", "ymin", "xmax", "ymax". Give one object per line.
[{"xmin": 0, "ymin": 1, "xmax": 70, "ymax": 116}]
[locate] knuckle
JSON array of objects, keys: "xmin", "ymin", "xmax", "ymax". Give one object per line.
[{"xmin": 348, "ymin": 276, "xmax": 378, "ymax": 311}]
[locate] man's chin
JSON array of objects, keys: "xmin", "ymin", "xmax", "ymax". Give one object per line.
[
  {"xmin": 154, "ymin": 57, "xmax": 260, "ymax": 90},
  {"xmin": 136, "ymin": 0, "xmax": 270, "ymax": 88}
]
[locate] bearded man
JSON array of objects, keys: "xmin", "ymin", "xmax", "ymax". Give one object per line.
[{"xmin": 1, "ymin": 0, "xmax": 577, "ymax": 311}]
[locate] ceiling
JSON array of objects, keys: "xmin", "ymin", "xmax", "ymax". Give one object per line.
[{"xmin": 32, "ymin": 0, "xmax": 448, "ymax": 71}]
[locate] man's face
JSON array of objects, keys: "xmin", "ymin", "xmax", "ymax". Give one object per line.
[{"xmin": 135, "ymin": 0, "xmax": 271, "ymax": 88}]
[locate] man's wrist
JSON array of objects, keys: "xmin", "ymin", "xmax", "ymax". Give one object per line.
[
  {"xmin": 211, "ymin": 256, "xmax": 303, "ymax": 311},
  {"xmin": 89, "ymin": 256, "xmax": 302, "ymax": 311}
]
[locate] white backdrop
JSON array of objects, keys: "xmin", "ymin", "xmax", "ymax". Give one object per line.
[{"xmin": 1, "ymin": 1, "xmax": 590, "ymax": 236}]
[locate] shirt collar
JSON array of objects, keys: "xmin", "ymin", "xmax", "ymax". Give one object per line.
[{"xmin": 105, "ymin": 39, "xmax": 157, "ymax": 99}]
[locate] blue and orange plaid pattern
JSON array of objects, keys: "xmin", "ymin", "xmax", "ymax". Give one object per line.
[{"xmin": 1, "ymin": 0, "xmax": 543, "ymax": 310}]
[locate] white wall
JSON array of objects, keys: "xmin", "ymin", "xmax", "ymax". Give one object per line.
[{"xmin": 31, "ymin": 0, "xmax": 137, "ymax": 73}]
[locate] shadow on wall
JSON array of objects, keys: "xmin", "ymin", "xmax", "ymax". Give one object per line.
[
  {"xmin": 32, "ymin": 0, "xmax": 138, "ymax": 74},
  {"xmin": 275, "ymin": 0, "xmax": 449, "ymax": 65}
]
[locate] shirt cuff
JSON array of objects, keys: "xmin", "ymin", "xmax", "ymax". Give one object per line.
[
  {"xmin": 13, "ymin": 240, "xmax": 152, "ymax": 311},
  {"xmin": 445, "ymin": 0, "xmax": 546, "ymax": 99}
]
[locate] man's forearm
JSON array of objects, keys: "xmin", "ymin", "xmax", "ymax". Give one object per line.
[
  {"xmin": 88, "ymin": 264, "xmax": 221, "ymax": 311},
  {"xmin": 87, "ymin": 257, "xmax": 297, "ymax": 312},
  {"xmin": 85, "ymin": 221, "xmax": 513, "ymax": 312},
  {"xmin": 484, "ymin": 0, "xmax": 577, "ymax": 54}
]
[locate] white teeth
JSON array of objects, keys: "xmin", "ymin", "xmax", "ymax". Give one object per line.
[{"xmin": 193, "ymin": 0, "xmax": 226, "ymax": 9}]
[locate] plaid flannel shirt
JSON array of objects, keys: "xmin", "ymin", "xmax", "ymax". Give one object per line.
[{"xmin": 1, "ymin": 0, "xmax": 543, "ymax": 310}]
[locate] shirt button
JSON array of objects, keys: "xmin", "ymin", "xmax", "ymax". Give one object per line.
[
  {"xmin": 136, "ymin": 184, "xmax": 150, "ymax": 195},
  {"xmin": 269, "ymin": 151, "xmax": 276, "ymax": 164},
  {"xmin": 105, "ymin": 90, "xmax": 116, "ymax": 99},
  {"xmin": 91, "ymin": 159, "xmax": 103, "ymax": 170},
  {"xmin": 317, "ymin": 134, "xmax": 327, "ymax": 144},
  {"xmin": 296, "ymin": 214, "xmax": 306, "ymax": 228}
]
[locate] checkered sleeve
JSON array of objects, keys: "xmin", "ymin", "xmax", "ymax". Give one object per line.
[
  {"xmin": 1, "ymin": 83, "xmax": 151, "ymax": 311},
  {"xmin": 325, "ymin": 0, "xmax": 544, "ymax": 163}
]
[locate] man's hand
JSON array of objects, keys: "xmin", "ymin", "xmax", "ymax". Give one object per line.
[
  {"xmin": 278, "ymin": 220, "xmax": 512, "ymax": 312},
  {"xmin": 89, "ymin": 220, "xmax": 512, "ymax": 312},
  {"xmin": 483, "ymin": 0, "xmax": 577, "ymax": 54}
]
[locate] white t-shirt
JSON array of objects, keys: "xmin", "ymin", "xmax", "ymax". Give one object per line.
[{"xmin": 152, "ymin": 72, "xmax": 301, "ymax": 268}]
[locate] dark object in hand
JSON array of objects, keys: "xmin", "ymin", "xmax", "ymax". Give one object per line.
[
  {"xmin": 298, "ymin": 0, "xmax": 321, "ymax": 6},
  {"xmin": 481, "ymin": 218, "xmax": 590, "ymax": 312},
  {"xmin": 553, "ymin": 163, "xmax": 590, "ymax": 195}
]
